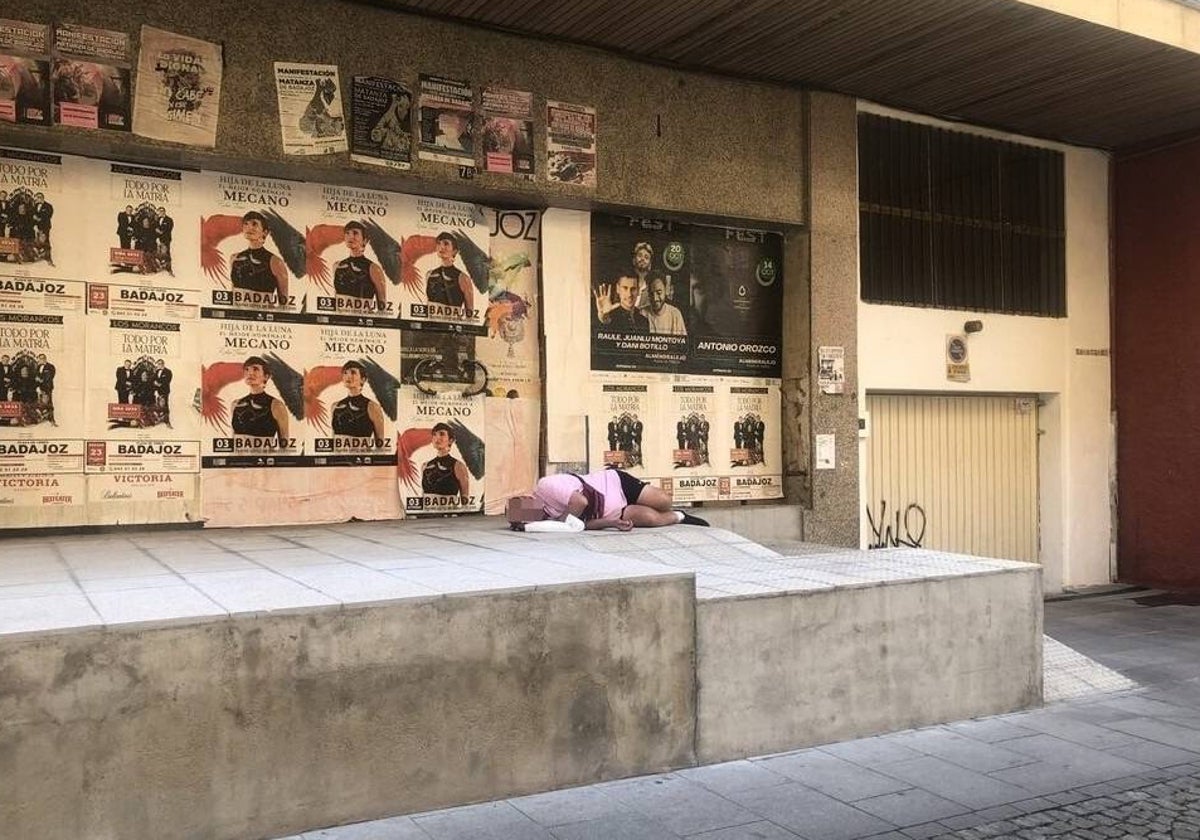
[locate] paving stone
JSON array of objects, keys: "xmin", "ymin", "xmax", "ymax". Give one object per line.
[{"xmin": 757, "ymin": 749, "xmax": 911, "ymax": 802}]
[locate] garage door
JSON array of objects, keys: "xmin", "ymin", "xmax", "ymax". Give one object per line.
[{"xmin": 865, "ymin": 393, "xmax": 1039, "ymax": 562}]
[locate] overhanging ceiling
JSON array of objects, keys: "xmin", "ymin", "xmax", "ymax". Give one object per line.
[{"xmin": 369, "ymin": 0, "xmax": 1200, "ymax": 152}]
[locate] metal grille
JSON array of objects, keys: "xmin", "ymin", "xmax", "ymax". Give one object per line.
[
  {"xmin": 859, "ymin": 113, "xmax": 1065, "ymax": 316},
  {"xmin": 865, "ymin": 393, "xmax": 1039, "ymax": 563}
]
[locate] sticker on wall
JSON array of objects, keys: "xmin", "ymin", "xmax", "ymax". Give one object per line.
[
  {"xmin": 273, "ymin": 62, "xmax": 347, "ymax": 156},
  {"xmin": 0, "ymin": 19, "xmax": 52, "ymax": 126},
  {"xmin": 818, "ymin": 345, "xmax": 845, "ymax": 394},
  {"xmin": 133, "ymin": 26, "xmax": 223, "ymax": 148},
  {"xmin": 396, "ymin": 386, "xmax": 485, "ymax": 515},
  {"xmin": 546, "ymin": 100, "xmax": 596, "ymax": 187},
  {"xmin": 350, "ymin": 75, "xmax": 412, "ymax": 171},
  {"xmin": 480, "ymin": 87, "xmax": 534, "ymax": 177},
  {"xmin": 417, "ymin": 74, "xmax": 475, "ymax": 166},
  {"xmin": 51, "ymin": 23, "xmax": 131, "ymax": 131},
  {"xmin": 946, "ymin": 334, "xmax": 970, "ymax": 382}
]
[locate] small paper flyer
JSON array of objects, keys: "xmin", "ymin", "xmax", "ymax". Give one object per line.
[
  {"xmin": 0, "ymin": 19, "xmax": 52, "ymax": 125},
  {"xmin": 481, "ymin": 87, "xmax": 534, "ymax": 177},
  {"xmin": 52, "ymin": 23, "xmax": 131, "ymax": 131},
  {"xmin": 546, "ymin": 100, "xmax": 596, "ymax": 187},
  {"xmin": 818, "ymin": 345, "xmax": 845, "ymax": 394},
  {"xmin": 273, "ymin": 62, "xmax": 348, "ymax": 155},
  {"xmin": 417, "ymin": 74, "xmax": 474, "ymax": 166},
  {"xmin": 133, "ymin": 26, "xmax": 223, "ymax": 148},
  {"xmin": 350, "ymin": 75, "xmax": 413, "ymax": 171}
]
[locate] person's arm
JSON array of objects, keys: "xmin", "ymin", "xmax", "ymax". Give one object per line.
[
  {"xmin": 457, "ymin": 271, "xmax": 474, "ymax": 314},
  {"xmin": 271, "ymin": 255, "xmax": 289, "ymax": 299},
  {"xmin": 271, "ymin": 399, "xmax": 289, "ymax": 442},
  {"xmin": 368, "ymin": 400, "xmax": 385, "ymax": 442},
  {"xmin": 454, "ymin": 460, "xmax": 470, "ymax": 497},
  {"xmin": 565, "ymin": 489, "xmax": 632, "ymax": 530},
  {"xmin": 370, "ymin": 263, "xmax": 387, "ymax": 307}
]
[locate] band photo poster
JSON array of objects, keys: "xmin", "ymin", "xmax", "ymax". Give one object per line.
[{"xmin": 0, "ymin": 147, "xmax": 78, "ymax": 280}]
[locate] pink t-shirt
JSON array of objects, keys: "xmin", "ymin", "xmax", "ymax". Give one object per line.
[{"xmin": 533, "ymin": 469, "xmax": 626, "ymax": 519}]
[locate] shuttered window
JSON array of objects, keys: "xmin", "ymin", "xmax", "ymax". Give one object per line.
[{"xmin": 859, "ymin": 113, "xmax": 1066, "ymax": 317}]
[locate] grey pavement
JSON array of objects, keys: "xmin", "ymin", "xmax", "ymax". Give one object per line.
[{"xmin": 278, "ymin": 589, "xmax": 1200, "ymax": 839}]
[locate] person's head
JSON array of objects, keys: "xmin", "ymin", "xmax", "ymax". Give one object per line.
[
  {"xmin": 435, "ymin": 232, "xmax": 458, "ymax": 265},
  {"xmin": 156, "ymin": 206, "xmax": 166, "ymax": 216},
  {"xmin": 124, "ymin": 205, "xmax": 133, "ymax": 214},
  {"xmin": 155, "ymin": 358, "xmax": 165, "ymax": 369},
  {"xmin": 341, "ymin": 360, "xmax": 365, "ymax": 393},
  {"xmin": 242, "ymin": 355, "xmax": 271, "ymax": 392},
  {"xmin": 689, "ymin": 274, "xmax": 709, "ymax": 316},
  {"xmin": 343, "ymin": 220, "xmax": 367, "ymax": 255},
  {"xmin": 123, "ymin": 358, "xmax": 131, "ymax": 367},
  {"xmin": 36, "ymin": 354, "xmax": 45, "ymax": 364},
  {"xmin": 34, "ymin": 193, "xmax": 43, "ymax": 203},
  {"xmin": 615, "ymin": 276, "xmax": 639, "ymax": 311},
  {"xmin": 648, "ymin": 275, "xmax": 668, "ymax": 315},
  {"xmin": 431, "ymin": 421, "xmax": 455, "ymax": 454},
  {"xmin": 139, "ymin": 370, "xmax": 150, "ymax": 383},
  {"xmin": 632, "ymin": 242, "xmax": 653, "ymax": 274},
  {"xmin": 241, "ymin": 211, "xmax": 268, "ymax": 246}
]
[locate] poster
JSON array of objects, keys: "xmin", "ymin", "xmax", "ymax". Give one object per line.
[
  {"xmin": 350, "ymin": 75, "xmax": 412, "ymax": 171},
  {"xmin": 0, "ymin": 310, "xmax": 84, "ymax": 440},
  {"xmin": 51, "ymin": 23, "xmax": 130, "ymax": 131},
  {"xmin": 273, "ymin": 62, "xmax": 347, "ymax": 155},
  {"xmin": 665, "ymin": 382, "xmax": 718, "ymax": 502},
  {"xmin": 590, "ymin": 214, "xmax": 783, "ymax": 377},
  {"xmin": 546, "ymin": 100, "xmax": 596, "ymax": 187},
  {"xmin": 476, "ymin": 209, "xmax": 540, "ymax": 395},
  {"xmin": 725, "ymin": 381, "xmax": 782, "ymax": 500},
  {"xmin": 0, "ymin": 19, "xmax": 52, "ymax": 125},
  {"xmin": 0, "ymin": 437, "xmax": 85, "ymax": 520},
  {"xmin": 818, "ymin": 345, "xmax": 845, "ymax": 394},
  {"xmin": 480, "ymin": 87, "xmax": 534, "ymax": 176},
  {"xmin": 397, "ymin": 387, "xmax": 485, "ymax": 515},
  {"xmin": 198, "ymin": 312, "xmax": 308, "ymax": 468},
  {"xmin": 397, "ymin": 195, "xmax": 488, "ymax": 333},
  {"xmin": 589, "ymin": 382, "xmax": 655, "ymax": 475},
  {"xmin": 308, "ymin": 184, "xmax": 406, "ymax": 317},
  {"xmin": 89, "ymin": 161, "xmax": 190, "ymax": 281},
  {"xmin": 0, "ymin": 272, "xmax": 85, "ymax": 315},
  {"xmin": 417, "ymin": 74, "xmax": 474, "ymax": 166},
  {"xmin": 0, "ymin": 147, "xmax": 77, "ymax": 279},
  {"xmin": 307, "ymin": 316, "xmax": 401, "ymax": 467},
  {"xmin": 133, "ymin": 26, "xmax": 222, "ymax": 147},
  {"xmin": 400, "ymin": 328, "xmax": 474, "ymax": 390},
  {"xmin": 196, "ymin": 172, "xmax": 309, "ymax": 313}
]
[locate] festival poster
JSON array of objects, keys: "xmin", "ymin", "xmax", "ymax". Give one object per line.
[
  {"xmin": 417, "ymin": 74, "xmax": 474, "ymax": 166},
  {"xmin": 724, "ymin": 380, "xmax": 783, "ymax": 500},
  {"xmin": 195, "ymin": 171, "xmax": 309, "ymax": 314},
  {"xmin": 273, "ymin": 62, "xmax": 347, "ymax": 155},
  {"xmin": 82, "ymin": 160, "xmax": 193, "ymax": 282},
  {"xmin": 0, "ymin": 310, "xmax": 84, "ymax": 441},
  {"xmin": 51, "ymin": 23, "xmax": 131, "ymax": 131},
  {"xmin": 350, "ymin": 76, "xmax": 412, "ymax": 171},
  {"xmin": 476, "ymin": 209, "xmax": 540, "ymax": 395},
  {"xmin": 0, "ymin": 19, "xmax": 52, "ymax": 125},
  {"xmin": 307, "ymin": 184, "xmax": 407, "ymax": 317},
  {"xmin": 481, "ymin": 87, "xmax": 534, "ymax": 177},
  {"xmin": 397, "ymin": 195, "xmax": 489, "ymax": 333},
  {"xmin": 396, "ymin": 387, "xmax": 485, "ymax": 516},
  {"xmin": 132, "ymin": 26, "xmax": 223, "ymax": 148},
  {"xmin": 198, "ymin": 311, "xmax": 308, "ymax": 468},
  {"xmin": 307, "ymin": 316, "xmax": 401, "ymax": 467},
  {"xmin": 588, "ymin": 382, "xmax": 656, "ymax": 477},
  {"xmin": 84, "ymin": 282, "xmax": 201, "ymax": 443},
  {"xmin": 662, "ymin": 381, "xmax": 720, "ymax": 502},
  {"xmin": 546, "ymin": 100, "xmax": 596, "ymax": 187},
  {"xmin": 0, "ymin": 147, "xmax": 79, "ymax": 280},
  {"xmin": 0, "ymin": 437, "xmax": 85, "ymax": 525}
]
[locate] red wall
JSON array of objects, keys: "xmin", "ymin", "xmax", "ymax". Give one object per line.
[{"xmin": 1115, "ymin": 137, "xmax": 1200, "ymax": 590}]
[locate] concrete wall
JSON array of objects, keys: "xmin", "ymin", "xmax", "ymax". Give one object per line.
[
  {"xmin": 1113, "ymin": 135, "xmax": 1200, "ymax": 590},
  {"xmin": 855, "ymin": 102, "xmax": 1115, "ymax": 591},
  {"xmin": 0, "ymin": 579, "xmax": 697, "ymax": 840},
  {"xmin": 695, "ymin": 567, "xmax": 1044, "ymax": 763},
  {"xmin": 6, "ymin": 0, "xmax": 805, "ymax": 224}
]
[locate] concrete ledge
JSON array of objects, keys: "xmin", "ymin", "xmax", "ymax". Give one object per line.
[
  {"xmin": 696, "ymin": 566, "xmax": 1043, "ymax": 763},
  {"xmin": 0, "ymin": 579, "xmax": 697, "ymax": 840}
]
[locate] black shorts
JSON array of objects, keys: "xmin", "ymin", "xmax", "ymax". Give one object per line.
[{"xmin": 611, "ymin": 468, "xmax": 647, "ymax": 506}]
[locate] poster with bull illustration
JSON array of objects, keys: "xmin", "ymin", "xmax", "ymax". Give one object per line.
[
  {"xmin": 51, "ymin": 23, "xmax": 131, "ymax": 131},
  {"xmin": 0, "ymin": 19, "xmax": 52, "ymax": 126},
  {"xmin": 194, "ymin": 172, "xmax": 310, "ymax": 314},
  {"xmin": 274, "ymin": 62, "xmax": 347, "ymax": 156}
]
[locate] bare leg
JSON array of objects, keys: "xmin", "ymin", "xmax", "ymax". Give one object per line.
[
  {"xmin": 632, "ymin": 484, "xmax": 674, "ymax": 512},
  {"xmin": 624, "ymin": 504, "xmax": 680, "ymax": 528}
]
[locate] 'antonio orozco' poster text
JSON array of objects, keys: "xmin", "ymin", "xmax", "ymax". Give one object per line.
[
  {"xmin": 397, "ymin": 387, "xmax": 484, "ymax": 516},
  {"xmin": 133, "ymin": 26, "xmax": 222, "ymax": 148},
  {"xmin": 52, "ymin": 23, "xmax": 130, "ymax": 131},
  {"xmin": 476, "ymin": 209, "xmax": 540, "ymax": 396},
  {"xmin": 590, "ymin": 213, "xmax": 783, "ymax": 378},
  {"xmin": 398, "ymin": 196, "xmax": 489, "ymax": 334},
  {"xmin": 199, "ymin": 312, "xmax": 308, "ymax": 468},
  {"xmin": 589, "ymin": 382, "xmax": 655, "ymax": 477},
  {"xmin": 417, "ymin": 74, "xmax": 474, "ymax": 166},
  {"xmin": 273, "ymin": 62, "xmax": 347, "ymax": 156},
  {"xmin": 307, "ymin": 317, "xmax": 400, "ymax": 467},
  {"xmin": 196, "ymin": 172, "xmax": 309, "ymax": 314},
  {"xmin": 0, "ymin": 19, "xmax": 52, "ymax": 126},
  {"xmin": 309, "ymin": 184, "xmax": 406, "ymax": 318},
  {"xmin": 350, "ymin": 76, "xmax": 412, "ymax": 171}
]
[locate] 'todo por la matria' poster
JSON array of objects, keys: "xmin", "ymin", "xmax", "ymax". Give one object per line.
[
  {"xmin": 0, "ymin": 147, "xmax": 81, "ymax": 280},
  {"xmin": 589, "ymin": 382, "xmax": 655, "ymax": 477},
  {"xmin": 663, "ymin": 381, "xmax": 719, "ymax": 503}
]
